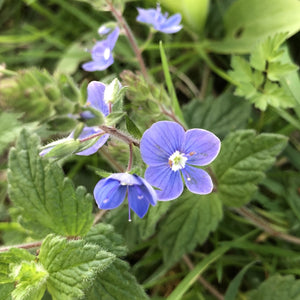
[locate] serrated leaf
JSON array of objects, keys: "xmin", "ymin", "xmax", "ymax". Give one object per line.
[
  {"xmin": 212, "ymin": 130, "xmax": 288, "ymax": 207},
  {"xmin": 0, "ymin": 112, "xmax": 36, "ymax": 156},
  {"xmin": 39, "ymin": 234, "xmax": 115, "ymax": 300},
  {"xmin": 83, "ymin": 223, "xmax": 127, "ymax": 257},
  {"xmin": 136, "ymin": 202, "xmax": 171, "ymax": 240},
  {"xmin": 183, "ymin": 91, "xmax": 251, "ymax": 138},
  {"xmin": 12, "ymin": 261, "xmax": 48, "ymax": 300},
  {"xmin": 125, "ymin": 115, "xmax": 142, "ymax": 139},
  {"xmin": 86, "ymin": 258, "xmax": 148, "ymax": 300},
  {"xmin": 8, "ymin": 130, "xmax": 93, "ymax": 238},
  {"xmin": 267, "ymin": 62, "xmax": 298, "ymax": 81},
  {"xmin": 247, "ymin": 274, "xmax": 300, "ymax": 300},
  {"xmin": 158, "ymin": 193, "xmax": 223, "ymax": 265}
]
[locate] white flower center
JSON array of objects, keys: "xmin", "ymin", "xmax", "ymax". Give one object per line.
[
  {"xmin": 168, "ymin": 151, "xmax": 187, "ymax": 171},
  {"xmin": 103, "ymin": 48, "xmax": 111, "ymax": 60}
]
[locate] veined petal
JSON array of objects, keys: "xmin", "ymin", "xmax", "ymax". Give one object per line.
[
  {"xmin": 145, "ymin": 165, "xmax": 183, "ymax": 200},
  {"xmin": 128, "ymin": 185, "xmax": 150, "ymax": 218},
  {"xmin": 136, "ymin": 176, "xmax": 158, "ymax": 206},
  {"xmin": 87, "ymin": 81, "xmax": 109, "ymax": 116},
  {"xmin": 140, "ymin": 121, "xmax": 185, "ymax": 166},
  {"xmin": 182, "ymin": 165, "xmax": 213, "ymax": 194},
  {"xmin": 94, "ymin": 178, "xmax": 127, "ymax": 209},
  {"xmin": 184, "ymin": 129, "xmax": 221, "ymax": 166}
]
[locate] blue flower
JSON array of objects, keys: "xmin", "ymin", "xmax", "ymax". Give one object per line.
[
  {"xmin": 40, "ymin": 81, "xmax": 111, "ymax": 157},
  {"xmin": 82, "ymin": 27, "xmax": 119, "ymax": 72},
  {"xmin": 136, "ymin": 4, "xmax": 182, "ymax": 34},
  {"xmin": 94, "ymin": 173, "xmax": 157, "ymax": 219},
  {"xmin": 140, "ymin": 121, "xmax": 221, "ymax": 200}
]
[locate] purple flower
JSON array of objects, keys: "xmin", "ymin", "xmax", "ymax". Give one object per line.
[
  {"xmin": 94, "ymin": 173, "xmax": 157, "ymax": 219},
  {"xmin": 82, "ymin": 27, "xmax": 119, "ymax": 72},
  {"xmin": 140, "ymin": 121, "xmax": 221, "ymax": 200},
  {"xmin": 136, "ymin": 4, "xmax": 182, "ymax": 34}
]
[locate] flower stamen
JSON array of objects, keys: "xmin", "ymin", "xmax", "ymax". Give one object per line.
[{"xmin": 169, "ymin": 151, "xmax": 187, "ymax": 171}]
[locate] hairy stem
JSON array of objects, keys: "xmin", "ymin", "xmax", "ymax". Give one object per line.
[
  {"xmin": 0, "ymin": 241, "xmax": 42, "ymax": 252},
  {"xmin": 127, "ymin": 143, "xmax": 133, "ymax": 172}
]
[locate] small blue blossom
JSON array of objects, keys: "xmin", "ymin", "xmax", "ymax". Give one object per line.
[
  {"xmin": 94, "ymin": 173, "xmax": 157, "ymax": 219},
  {"xmin": 136, "ymin": 4, "xmax": 182, "ymax": 34},
  {"xmin": 140, "ymin": 121, "xmax": 221, "ymax": 200},
  {"xmin": 82, "ymin": 27, "xmax": 119, "ymax": 72}
]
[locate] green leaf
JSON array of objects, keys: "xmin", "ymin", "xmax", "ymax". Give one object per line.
[
  {"xmin": 83, "ymin": 223, "xmax": 127, "ymax": 257},
  {"xmin": 39, "ymin": 234, "xmax": 115, "ymax": 300},
  {"xmin": 0, "ymin": 248, "xmax": 35, "ymax": 284},
  {"xmin": 267, "ymin": 62, "xmax": 298, "ymax": 81},
  {"xmin": 136, "ymin": 202, "xmax": 171, "ymax": 240},
  {"xmin": 105, "ymin": 112, "xmax": 126, "ymax": 126},
  {"xmin": 8, "ymin": 130, "xmax": 93, "ymax": 238},
  {"xmin": 247, "ymin": 274, "xmax": 300, "ymax": 300},
  {"xmin": 183, "ymin": 91, "xmax": 251, "ymax": 138},
  {"xmin": 0, "ymin": 112, "xmax": 36, "ymax": 156},
  {"xmin": 224, "ymin": 261, "xmax": 257, "ymax": 300},
  {"xmin": 158, "ymin": 193, "xmax": 223, "ymax": 265},
  {"xmin": 12, "ymin": 261, "xmax": 48, "ymax": 300},
  {"xmin": 86, "ymin": 259, "xmax": 149, "ymax": 300},
  {"xmin": 0, "ymin": 283, "xmax": 14, "ymax": 300},
  {"xmin": 125, "ymin": 115, "xmax": 142, "ymax": 139},
  {"xmin": 212, "ymin": 130, "xmax": 288, "ymax": 207},
  {"xmin": 159, "ymin": 41, "xmax": 186, "ymax": 126},
  {"xmin": 207, "ymin": 0, "xmax": 300, "ymax": 54},
  {"xmin": 167, "ymin": 245, "xmax": 230, "ymax": 300}
]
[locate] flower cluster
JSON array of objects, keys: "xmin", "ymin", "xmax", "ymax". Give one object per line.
[{"xmin": 41, "ymin": 5, "xmax": 220, "ymax": 220}]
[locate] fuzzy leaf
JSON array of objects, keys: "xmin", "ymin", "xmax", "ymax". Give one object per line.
[
  {"xmin": 8, "ymin": 130, "xmax": 93, "ymax": 238},
  {"xmin": 212, "ymin": 130, "xmax": 288, "ymax": 207},
  {"xmin": 11, "ymin": 261, "xmax": 48, "ymax": 300},
  {"xmin": 83, "ymin": 223, "xmax": 127, "ymax": 257},
  {"xmin": 125, "ymin": 115, "xmax": 142, "ymax": 139},
  {"xmin": 248, "ymin": 274, "xmax": 300, "ymax": 300},
  {"xmin": 86, "ymin": 259, "xmax": 148, "ymax": 300},
  {"xmin": 158, "ymin": 193, "xmax": 223, "ymax": 265},
  {"xmin": 39, "ymin": 234, "xmax": 115, "ymax": 300}
]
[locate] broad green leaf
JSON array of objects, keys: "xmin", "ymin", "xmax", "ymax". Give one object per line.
[
  {"xmin": 212, "ymin": 130, "xmax": 288, "ymax": 207},
  {"xmin": 0, "ymin": 112, "xmax": 36, "ymax": 156},
  {"xmin": 159, "ymin": 41, "xmax": 186, "ymax": 126},
  {"xmin": 8, "ymin": 130, "xmax": 93, "ymax": 238},
  {"xmin": 12, "ymin": 261, "xmax": 48, "ymax": 300},
  {"xmin": 0, "ymin": 283, "xmax": 14, "ymax": 300},
  {"xmin": 83, "ymin": 223, "xmax": 127, "ymax": 257},
  {"xmin": 39, "ymin": 234, "xmax": 115, "ymax": 300},
  {"xmin": 183, "ymin": 91, "xmax": 251, "ymax": 138},
  {"xmin": 207, "ymin": 0, "xmax": 300, "ymax": 54},
  {"xmin": 86, "ymin": 259, "xmax": 149, "ymax": 300},
  {"xmin": 158, "ymin": 193, "xmax": 223, "ymax": 265},
  {"xmin": 136, "ymin": 202, "xmax": 171, "ymax": 240},
  {"xmin": 247, "ymin": 274, "xmax": 300, "ymax": 300}
]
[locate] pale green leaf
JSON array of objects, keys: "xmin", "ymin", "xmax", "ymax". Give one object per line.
[
  {"xmin": 83, "ymin": 223, "xmax": 127, "ymax": 257},
  {"xmin": 86, "ymin": 259, "xmax": 148, "ymax": 300},
  {"xmin": 12, "ymin": 261, "xmax": 48, "ymax": 300},
  {"xmin": 267, "ymin": 62, "xmax": 298, "ymax": 81},
  {"xmin": 8, "ymin": 130, "xmax": 93, "ymax": 238},
  {"xmin": 247, "ymin": 274, "xmax": 300, "ymax": 300},
  {"xmin": 158, "ymin": 193, "xmax": 223, "ymax": 265},
  {"xmin": 212, "ymin": 130, "xmax": 288, "ymax": 207},
  {"xmin": 0, "ymin": 283, "xmax": 14, "ymax": 300},
  {"xmin": 207, "ymin": 0, "xmax": 300, "ymax": 54},
  {"xmin": 39, "ymin": 234, "xmax": 115, "ymax": 300}
]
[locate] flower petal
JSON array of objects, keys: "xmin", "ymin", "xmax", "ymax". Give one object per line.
[
  {"xmin": 87, "ymin": 81, "xmax": 109, "ymax": 116},
  {"xmin": 128, "ymin": 185, "xmax": 150, "ymax": 218},
  {"xmin": 159, "ymin": 14, "xmax": 182, "ymax": 33},
  {"xmin": 94, "ymin": 178, "xmax": 127, "ymax": 209},
  {"xmin": 74, "ymin": 127, "xmax": 109, "ymax": 156},
  {"xmin": 140, "ymin": 121, "xmax": 185, "ymax": 166},
  {"xmin": 184, "ymin": 129, "xmax": 221, "ymax": 166},
  {"xmin": 182, "ymin": 165, "xmax": 213, "ymax": 194},
  {"xmin": 145, "ymin": 165, "xmax": 183, "ymax": 200},
  {"xmin": 82, "ymin": 58, "xmax": 114, "ymax": 72},
  {"xmin": 106, "ymin": 27, "xmax": 119, "ymax": 49},
  {"xmin": 136, "ymin": 176, "xmax": 158, "ymax": 206},
  {"xmin": 109, "ymin": 173, "xmax": 141, "ymax": 186},
  {"xmin": 136, "ymin": 7, "xmax": 158, "ymax": 24}
]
